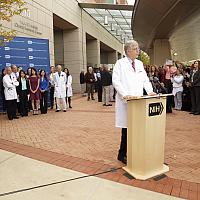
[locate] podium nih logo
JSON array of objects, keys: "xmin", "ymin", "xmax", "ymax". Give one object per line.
[{"xmin": 149, "ymin": 103, "xmax": 164, "ymax": 117}]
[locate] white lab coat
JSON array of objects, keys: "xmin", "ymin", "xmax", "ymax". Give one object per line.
[
  {"xmin": 67, "ymin": 75, "xmax": 73, "ymax": 97},
  {"xmin": 171, "ymin": 75, "xmax": 184, "ymax": 96},
  {"xmin": 53, "ymin": 72, "xmax": 67, "ymax": 98},
  {"xmin": 49, "ymin": 72, "xmax": 55, "ymax": 87},
  {"xmin": 3, "ymin": 74, "xmax": 19, "ymax": 100},
  {"xmin": 11, "ymin": 72, "xmax": 20, "ymax": 102},
  {"xmin": 112, "ymin": 57, "xmax": 153, "ymax": 128}
]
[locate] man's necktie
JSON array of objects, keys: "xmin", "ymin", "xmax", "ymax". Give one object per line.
[{"xmin": 132, "ymin": 61, "xmax": 135, "ymax": 71}]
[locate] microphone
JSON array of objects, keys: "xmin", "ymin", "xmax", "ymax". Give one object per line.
[
  {"xmin": 153, "ymin": 77, "xmax": 159, "ymax": 83},
  {"xmin": 153, "ymin": 77, "xmax": 167, "ymax": 93}
]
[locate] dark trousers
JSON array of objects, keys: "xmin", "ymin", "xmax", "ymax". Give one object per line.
[
  {"xmin": 17, "ymin": 102, "xmax": 20, "ymax": 114},
  {"xmin": 66, "ymin": 97, "xmax": 72, "ymax": 107},
  {"xmin": 1, "ymin": 93, "xmax": 6, "ymax": 112},
  {"xmin": 113, "ymin": 88, "xmax": 116, "ymax": 100},
  {"xmin": 28, "ymin": 99, "xmax": 32, "ymax": 111},
  {"xmin": 118, "ymin": 128, "xmax": 127, "ymax": 158},
  {"xmin": 50, "ymin": 87, "xmax": 54, "ymax": 109},
  {"xmin": 19, "ymin": 91, "xmax": 28, "ymax": 116},
  {"xmin": 164, "ymin": 79, "xmax": 173, "ymax": 112},
  {"xmin": 98, "ymin": 86, "xmax": 102, "ymax": 102},
  {"xmin": 40, "ymin": 91, "xmax": 48, "ymax": 114},
  {"xmin": 6, "ymin": 99, "xmax": 17, "ymax": 120},
  {"xmin": 194, "ymin": 86, "xmax": 200, "ymax": 113},
  {"xmin": 87, "ymin": 83, "xmax": 94, "ymax": 99},
  {"xmin": 190, "ymin": 87, "xmax": 196, "ymax": 112}
]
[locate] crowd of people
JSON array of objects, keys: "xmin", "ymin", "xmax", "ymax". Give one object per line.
[
  {"xmin": 0, "ymin": 59, "xmax": 200, "ymax": 120},
  {"xmin": 144, "ymin": 60, "xmax": 200, "ymax": 114},
  {"xmin": 0, "ymin": 65, "xmax": 73, "ymax": 120},
  {"xmin": 80, "ymin": 65, "xmax": 115, "ymax": 106},
  {"xmin": 80, "ymin": 60, "xmax": 200, "ymax": 115}
]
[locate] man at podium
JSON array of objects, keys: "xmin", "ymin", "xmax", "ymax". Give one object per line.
[{"xmin": 112, "ymin": 40, "xmax": 156, "ymax": 164}]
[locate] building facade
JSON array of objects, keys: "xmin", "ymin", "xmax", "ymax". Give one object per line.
[
  {"xmin": 80, "ymin": 0, "xmax": 128, "ymax": 4},
  {"xmin": 1, "ymin": 0, "xmax": 124, "ymax": 92}
]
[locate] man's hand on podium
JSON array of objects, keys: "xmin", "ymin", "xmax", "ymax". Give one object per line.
[
  {"xmin": 148, "ymin": 92, "xmax": 157, "ymax": 96},
  {"xmin": 123, "ymin": 95, "xmax": 140, "ymax": 100},
  {"xmin": 123, "ymin": 92, "xmax": 157, "ymax": 100}
]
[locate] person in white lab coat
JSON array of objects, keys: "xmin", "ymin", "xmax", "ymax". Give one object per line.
[
  {"xmin": 64, "ymin": 68, "xmax": 73, "ymax": 108},
  {"xmin": 11, "ymin": 64, "xmax": 20, "ymax": 113},
  {"xmin": 112, "ymin": 40, "xmax": 156, "ymax": 164},
  {"xmin": 53, "ymin": 65, "xmax": 67, "ymax": 112},
  {"xmin": 11, "ymin": 64, "xmax": 19, "ymax": 79},
  {"xmin": 3, "ymin": 67, "xmax": 19, "ymax": 120}
]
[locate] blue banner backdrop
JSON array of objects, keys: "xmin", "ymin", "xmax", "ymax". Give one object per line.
[
  {"xmin": 0, "ymin": 36, "xmax": 51, "ymax": 112},
  {"xmin": 0, "ymin": 36, "xmax": 50, "ymax": 72}
]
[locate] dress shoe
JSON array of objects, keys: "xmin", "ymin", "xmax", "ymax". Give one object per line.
[
  {"xmin": 35, "ymin": 110, "xmax": 39, "ymax": 115},
  {"xmin": 105, "ymin": 104, "xmax": 112, "ymax": 106},
  {"xmin": 56, "ymin": 110, "xmax": 60, "ymax": 112},
  {"xmin": 118, "ymin": 157, "xmax": 127, "ymax": 164},
  {"xmin": 69, "ymin": 106, "xmax": 72, "ymax": 108},
  {"xmin": 63, "ymin": 110, "xmax": 66, "ymax": 112},
  {"xmin": 117, "ymin": 155, "xmax": 127, "ymax": 164},
  {"xmin": 193, "ymin": 112, "xmax": 200, "ymax": 115},
  {"xmin": 13, "ymin": 116, "xmax": 19, "ymax": 119}
]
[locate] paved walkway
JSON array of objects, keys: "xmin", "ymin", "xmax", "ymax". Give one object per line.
[
  {"xmin": 0, "ymin": 150, "xmax": 182, "ymax": 200},
  {"xmin": 0, "ymin": 94, "xmax": 200, "ymax": 199}
]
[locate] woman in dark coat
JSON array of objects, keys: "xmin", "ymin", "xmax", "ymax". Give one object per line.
[
  {"xmin": 192, "ymin": 61, "xmax": 200, "ymax": 115},
  {"xmin": 17, "ymin": 70, "xmax": 30, "ymax": 117}
]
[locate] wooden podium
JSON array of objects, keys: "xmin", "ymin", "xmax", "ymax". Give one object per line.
[{"xmin": 123, "ymin": 94, "xmax": 170, "ymax": 180}]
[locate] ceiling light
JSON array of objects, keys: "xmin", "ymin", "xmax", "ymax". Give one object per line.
[{"xmin": 104, "ymin": 16, "xmax": 108, "ymax": 25}]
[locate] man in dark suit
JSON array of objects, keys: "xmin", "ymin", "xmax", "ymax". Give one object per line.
[
  {"xmin": 189, "ymin": 61, "xmax": 200, "ymax": 115},
  {"xmin": 192, "ymin": 61, "xmax": 200, "ymax": 115}
]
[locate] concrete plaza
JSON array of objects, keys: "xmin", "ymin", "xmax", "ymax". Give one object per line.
[
  {"xmin": 0, "ymin": 150, "xmax": 183, "ymax": 200},
  {"xmin": 0, "ymin": 95, "xmax": 199, "ymax": 199}
]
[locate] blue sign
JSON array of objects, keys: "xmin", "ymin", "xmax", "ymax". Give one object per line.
[
  {"xmin": 0, "ymin": 36, "xmax": 50, "ymax": 72},
  {"xmin": 0, "ymin": 36, "xmax": 51, "ymax": 112}
]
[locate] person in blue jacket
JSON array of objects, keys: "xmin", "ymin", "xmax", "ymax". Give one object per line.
[{"xmin": 39, "ymin": 69, "xmax": 49, "ymax": 114}]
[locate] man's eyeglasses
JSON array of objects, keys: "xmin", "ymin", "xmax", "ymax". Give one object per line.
[{"xmin": 132, "ymin": 48, "xmax": 140, "ymax": 52}]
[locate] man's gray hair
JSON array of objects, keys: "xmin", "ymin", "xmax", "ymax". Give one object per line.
[
  {"xmin": 5, "ymin": 66, "xmax": 11, "ymax": 72},
  {"xmin": 11, "ymin": 64, "xmax": 17, "ymax": 69},
  {"xmin": 124, "ymin": 40, "xmax": 139, "ymax": 54}
]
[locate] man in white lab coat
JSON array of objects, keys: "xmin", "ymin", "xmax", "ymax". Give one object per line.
[
  {"xmin": 11, "ymin": 65, "xmax": 19, "ymax": 79},
  {"xmin": 3, "ymin": 67, "xmax": 19, "ymax": 120},
  {"xmin": 53, "ymin": 65, "xmax": 67, "ymax": 112},
  {"xmin": 112, "ymin": 40, "xmax": 156, "ymax": 164}
]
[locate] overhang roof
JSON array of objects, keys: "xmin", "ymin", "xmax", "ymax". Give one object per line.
[
  {"xmin": 79, "ymin": 3, "xmax": 134, "ymax": 43},
  {"xmin": 132, "ymin": 0, "xmax": 200, "ymax": 51}
]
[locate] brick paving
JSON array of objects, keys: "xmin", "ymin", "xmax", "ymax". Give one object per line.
[{"xmin": 0, "ymin": 94, "xmax": 200, "ymax": 199}]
